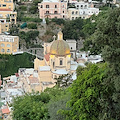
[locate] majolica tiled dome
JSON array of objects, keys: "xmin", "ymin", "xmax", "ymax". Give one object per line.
[{"xmin": 50, "ymin": 31, "xmax": 70, "ymax": 56}]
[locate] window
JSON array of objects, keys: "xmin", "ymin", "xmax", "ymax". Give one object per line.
[
  {"xmin": 77, "ymin": 5, "xmax": 79, "ymax": 8},
  {"xmin": 63, "ymin": 15, "xmax": 64, "ymax": 18},
  {"xmin": 6, "ymin": 49, "xmax": 10, "ymax": 53},
  {"xmin": 76, "ymin": 11, "xmax": 78, "ymax": 14},
  {"xmin": 1, "ymin": 43, "xmax": 5, "ymax": 47},
  {"xmin": 84, "ymin": 5, "xmax": 87, "ymax": 8},
  {"xmin": 71, "ymin": 47, "xmax": 72, "ymax": 49},
  {"xmin": 3, "ymin": 4, "xmax": 6, "ymax": 7},
  {"xmin": 54, "ymin": 11, "xmax": 58, "ymax": 14},
  {"xmin": 63, "ymin": 11, "xmax": 64, "ymax": 13},
  {"xmin": 46, "ymin": 5, "xmax": 49, "ymax": 8},
  {"xmin": 7, "ymin": 44, "xmax": 10, "ymax": 47},
  {"xmin": 72, "ymin": 11, "xmax": 74, "ymax": 14},
  {"xmin": 6, "ymin": 14, "xmax": 9, "ymax": 18},
  {"xmin": 53, "ymin": 62, "xmax": 55, "ymax": 68},
  {"xmin": 60, "ymin": 59, "xmax": 63, "ymax": 65},
  {"xmin": 55, "ymin": 5, "xmax": 57, "ymax": 8},
  {"xmin": 72, "ymin": 17, "xmax": 74, "ymax": 20},
  {"xmin": 46, "ymin": 11, "xmax": 49, "ymax": 14},
  {"xmin": 41, "ymin": 5, "xmax": 43, "ymax": 8},
  {"xmin": 1, "ymin": 49, "xmax": 5, "ymax": 52},
  {"xmin": 81, "ymin": 5, "xmax": 83, "ymax": 8}
]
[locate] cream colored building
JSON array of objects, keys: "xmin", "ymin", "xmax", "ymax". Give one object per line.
[
  {"xmin": 0, "ymin": 35, "xmax": 19, "ymax": 54},
  {"xmin": 0, "ymin": 0, "xmax": 17, "ymax": 24},
  {"xmin": 0, "ymin": 0, "xmax": 14, "ymax": 11},
  {"xmin": 0, "ymin": 19, "xmax": 10, "ymax": 34},
  {"xmin": 67, "ymin": 8, "xmax": 79, "ymax": 20},
  {"xmin": 0, "ymin": 9, "xmax": 17, "ymax": 24}
]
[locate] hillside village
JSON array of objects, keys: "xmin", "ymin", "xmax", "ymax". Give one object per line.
[{"xmin": 0, "ymin": 0, "xmax": 120, "ymax": 119}]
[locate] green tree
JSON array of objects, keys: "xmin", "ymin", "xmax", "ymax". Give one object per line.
[
  {"xmin": 83, "ymin": 8, "xmax": 120, "ymax": 119},
  {"xmin": 59, "ymin": 64, "xmax": 107, "ymax": 120},
  {"xmin": 12, "ymin": 92, "xmax": 50, "ymax": 120},
  {"xmin": 63, "ymin": 18, "xmax": 84, "ymax": 40}
]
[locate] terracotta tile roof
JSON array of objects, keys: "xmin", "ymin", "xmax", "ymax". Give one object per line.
[
  {"xmin": 2, "ymin": 108, "xmax": 10, "ymax": 114},
  {"xmin": 44, "ymin": 53, "xmax": 50, "ymax": 61},
  {"xmin": 0, "ymin": 9, "xmax": 12, "ymax": 11}
]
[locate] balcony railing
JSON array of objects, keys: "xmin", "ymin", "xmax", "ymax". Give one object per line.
[{"xmin": 44, "ymin": 13, "xmax": 60, "ymax": 15}]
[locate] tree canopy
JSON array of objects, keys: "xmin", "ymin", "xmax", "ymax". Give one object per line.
[{"xmin": 83, "ymin": 8, "xmax": 120, "ymax": 119}]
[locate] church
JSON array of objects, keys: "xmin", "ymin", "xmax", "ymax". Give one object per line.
[{"xmin": 19, "ymin": 31, "xmax": 82, "ymax": 92}]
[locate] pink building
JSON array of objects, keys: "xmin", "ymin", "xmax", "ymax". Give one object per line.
[{"xmin": 38, "ymin": 0, "xmax": 67, "ymax": 19}]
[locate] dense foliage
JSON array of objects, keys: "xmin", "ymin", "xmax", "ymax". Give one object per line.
[
  {"xmin": 0, "ymin": 53, "xmax": 35, "ymax": 78},
  {"xmin": 83, "ymin": 8, "xmax": 120, "ymax": 119},
  {"xmin": 58, "ymin": 64, "xmax": 107, "ymax": 120},
  {"xmin": 19, "ymin": 30, "xmax": 39, "ymax": 48},
  {"xmin": 12, "ymin": 92, "xmax": 50, "ymax": 120}
]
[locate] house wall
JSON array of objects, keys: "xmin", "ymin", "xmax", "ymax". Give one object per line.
[
  {"xmin": 38, "ymin": 71, "xmax": 52, "ymax": 82},
  {"xmin": 34, "ymin": 58, "xmax": 45, "ymax": 70},
  {"xmin": 38, "ymin": 1, "xmax": 67, "ymax": 19},
  {"xmin": 67, "ymin": 8, "xmax": 79, "ymax": 20},
  {"xmin": 0, "ymin": 0, "xmax": 14, "ymax": 11},
  {"xmin": 0, "ymin": 35, "xmax": 19, "ymax": 54},
  {"xmin": 0, "ymin": 11, "xmax": 17, "ymax": 24},
  {"xmin": 0, "ymin": 19, "xmax": 10, "ymax": 34}
]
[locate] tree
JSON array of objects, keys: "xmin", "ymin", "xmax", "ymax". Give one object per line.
[
  {"xmin": 12, "ymin": 92, "xmax": 50, "ymax": 120},
  {"xmin": 45, "ymin": 87, "xmax": 71, "ymax": 120},
  {"xmin": 59, "ymin": 64, "xmax": 107, "ymax": 120},
  {"xmin": 55, "ymin": 74, "xmax": 73, "ymax": 88},
  {"xmin": 63, "ymin": 18, "xmax": 84, "ymax": 40},
  {"xmin": 83, "ymin": 8, "xmax": 120, "ymax": 119}
]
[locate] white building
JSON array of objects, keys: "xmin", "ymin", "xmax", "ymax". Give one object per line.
[{"xmin": 75, "ymin": 1, "xmax": 99, "ymax": 19}]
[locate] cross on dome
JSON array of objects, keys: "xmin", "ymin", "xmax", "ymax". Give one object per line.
[{"xmin": 53, "ymin": 35, "xmax": 56, "ymax": 40}]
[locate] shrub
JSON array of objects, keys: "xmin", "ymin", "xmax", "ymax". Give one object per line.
[{"xmin": 27, "ymin": 23, "xmax": 37, "ymax": 29}]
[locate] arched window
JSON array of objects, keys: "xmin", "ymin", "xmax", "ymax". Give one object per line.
[
  {"xmin": 46, "ymin": 11, "xmax": 49, "ymax": 14},
  {"xmin": 60, "ymin": 59, "xmax": 63, "ymax": 65},
  {"xmin": 72, "ymin": 11, "xmax": 74, "ymax": 14},
  {"xmin": 7, "ymin": 49, "xmax": 10, "ymax": 53},
  {"xmin": 1, "ymin": 49, "xmax": 5, "ymax": 52},
  {"xmin": 1, "ymin": 43, "xmax": 5, "ymax": 47},
  {"xmin": 7, "ymin": 44, "xmax": 10, "ymax": 47}
]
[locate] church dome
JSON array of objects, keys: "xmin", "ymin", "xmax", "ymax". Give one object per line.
[{"xmin": 50, "ymin": 31, "xmax": 70, "ymax": 56}]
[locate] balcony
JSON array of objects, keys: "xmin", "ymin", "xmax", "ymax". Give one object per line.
[{"xmin": 44, "ymin": 13, "xmax": 60, "ymax": 15}]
